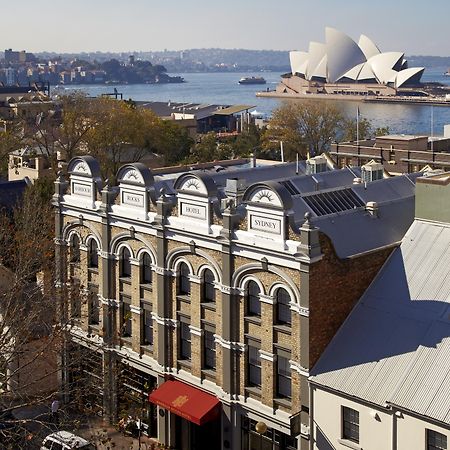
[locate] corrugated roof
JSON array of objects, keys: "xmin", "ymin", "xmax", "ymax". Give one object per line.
[{"xmin": 310, "ymin": 219, "xmax": 450, "ymax": 424}]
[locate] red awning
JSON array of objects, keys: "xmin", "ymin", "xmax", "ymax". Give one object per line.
[{"xmin": 149, "ymin": 380, "xmax": 221, "ymax": 426}]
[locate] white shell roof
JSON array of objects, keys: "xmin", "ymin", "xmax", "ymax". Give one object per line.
[
  {"xmin": 289, "ymin": 28, "xmax": 424, "ymax": 87},
  {"xmin": 289, "ymin": 51, "xmax": 309, "ymax": 75},
  {"xmin": 325, "ymin": 27, "xmax": 366, "ymax": 83},
  {"xmin": 306, "ymin": 42, "xmax": 326, "ymax": 80},
  {"xmin": 358, "ymin": 34, "xmax": 381, "ymax": 59}
]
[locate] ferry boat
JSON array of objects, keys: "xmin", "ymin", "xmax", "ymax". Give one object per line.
[{"xmin": 238, "ymin": 76, "xmax": 266, "ymax": 85}]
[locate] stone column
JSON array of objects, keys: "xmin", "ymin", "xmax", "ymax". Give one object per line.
[
  {"xmin": 98, "ymin": 183, "xmax": 119, "ymax": 423},
  {"xmin": 52, "ymin": 172, "xmax": 69, "ymax": 401},
  {"xmin": 297, "ymin": 213, "xmax": 322, "ymax": 450},
  {"xmin": 152, "ymin": 192, "xmax": 172, "ymax": 446},
  {"xmin": 218, "ymin": 202, "xmax": 241, "ymax": 450}
]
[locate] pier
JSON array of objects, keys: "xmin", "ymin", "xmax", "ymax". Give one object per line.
[{"xmin": 256, "ymin": 90, "xmax": 450, "ymax": 107}]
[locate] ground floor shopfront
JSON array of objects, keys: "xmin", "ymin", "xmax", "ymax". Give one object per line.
[{"xmin": 66, "ymin": 342, "xmax": 299, "ymax": 449}]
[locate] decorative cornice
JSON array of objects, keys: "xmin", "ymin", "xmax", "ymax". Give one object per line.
[
  {"xmin": 259, "ymin": 350, "xmax": 275, "ymax": 362},
  {"xmin": 291, "ymin": 303, "xmax": 310, "ymax": 317},
  {"xmin": 188, "ymin": 274, "xmax": 201, "ymax": 284},
  {"xmin": 214, "ymin": 334, "xmax": 246, "ymax": 352},
  {"xmin": 259, "ymin": 294, "xmax": 275, "ymax": 305},
  {"xmin": 99, "ymin": 296, "xmax": 119, "ymax": 308},
  {"xmin": 153, "ymin": 266, "xmax": 175, "ymax": 277},
  {"xmin": 99, "ymin": 251, "xmax": 114, "ymax": 260},
  {"xmin": 189, "ymin": 325, "xmax": 203, "ymax": 336},
  {"xmin": 129, "ymin": 304, "xmax": 142, "ymax": 315},
  {"xmin": 129, "ymin": 257, "xmax": 140, "ymax": 266},
  {"xmin": 79, "ymin": 244, "xmax": 88, "ymax": 251},
  {"xmin": 151, "ymin": 312, "xmax": 178, "ymax": 328},
  {"xmin": 289, "ymin": 360, "xmax": 309, "ymax": 377}
]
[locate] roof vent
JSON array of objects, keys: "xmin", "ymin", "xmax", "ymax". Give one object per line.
[
  {"xmin": 353, "ymin": 177, "xmax": 362, "ymax": 184},
  {"xmin": 366, "ymin": 201, "xmax": 379, "ymax": 217}
]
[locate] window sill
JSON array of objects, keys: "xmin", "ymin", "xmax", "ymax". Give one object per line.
[
  {"xmin": 140, "ymin": 284, "xmax": 153, "ymax": 292},
  {"xmin": 201, "ymin": 368, "xmax": 216, "ymax": 377},
  {"xmin": 244, "ymin": 316, "xmax": 262, "ymax": 325},
  {"xmin": 273, "ymin": 324, "xmax": 291, "ymax": 334},
  {"xmin": 178, "ymin": 359, "xmax": 192, "ymax": 370},
  {"xmin": 273, "ymin": 397, "xmax": 292, "ymax": 410},
  {"xmin": 140, "ymin": 345, "xmax": 153, "ymax": 354},
  {"xmin": 177, "ymin": 295, "xmax": 191, "ymax": 304},
  {"xmin": 119, "ymin": 277, "xmax": 132, "ymax": 284},
  {"xmin": 201, "ymin": 302, "xmax": 216, "ymax": 311},
  {"xmin": 120, "ymin": 336, "xmax": 133, "ymax": 346},
  {"xmin": 245, "ymin": 386, "xmax": 262, "ymax": 398},
  {"xmin": 88, "ymin": 267, "xmax": 99, "ymax": 273},
  {"xmin": 337, "ymin": 439, "xmax": 362, "ymax": 450}
]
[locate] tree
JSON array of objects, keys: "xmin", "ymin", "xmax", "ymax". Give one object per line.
[
  {"xmin": 0, "ymin": 180, "xmax": 105, "ymax": 448},
  {"xmin": 261, "ymin": 100, "xmax": 343, "ymax": 160},
  {"xmin": 341, "ymin": 117, "xmax": 372, "ymax": 142}
]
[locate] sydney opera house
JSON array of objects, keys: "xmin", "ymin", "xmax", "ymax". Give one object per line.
[{"xmin": 277, "ymin": 27, "xmax": 425, "ymax": 96}]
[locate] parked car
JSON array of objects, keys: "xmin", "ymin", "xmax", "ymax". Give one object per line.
[{"xmin": 41, "ymin": 431, "xmax": 95, "ymax": 450}]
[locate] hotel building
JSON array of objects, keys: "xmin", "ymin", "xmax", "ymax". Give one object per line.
[{"xmin": 54, "ymin": 155, "xmax": 418, "ymax": 450}]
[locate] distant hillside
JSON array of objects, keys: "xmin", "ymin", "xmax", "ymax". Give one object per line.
[
  {"xmin": 407, "ymin": 55, "xmax": 450, "ymax": 68},
  {"xmin": 33, "ymin": 49, "xmax": 448, "ymax": 73}
]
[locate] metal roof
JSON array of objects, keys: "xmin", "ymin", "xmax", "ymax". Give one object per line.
[
  {"xmin": 310, "ymin": 219, "xmax": 450, "ymax": 424},
  {"xmin": 213, "ymin": 105, "xmax": 256, "ymax": 115}
]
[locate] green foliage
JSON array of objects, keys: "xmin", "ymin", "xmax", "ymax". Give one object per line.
[
  {"xmin": 187, "ymin": 126, "xmax": 262, "ymax": 164},
  {"xmin": 375, "ymin": 126, "xmax": 390, "ymax": 137},
  {"xmin": 341, "ymin": 117, "xmax": 373, "ymax": 142},
  {"xmin": 262, "ymin": 100, "xmax": 344, "ymax": 160}
]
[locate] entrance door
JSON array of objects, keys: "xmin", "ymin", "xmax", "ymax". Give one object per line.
[{"xmin": 175, "ymin": 416, "xmax": 221, "ymax": 450}]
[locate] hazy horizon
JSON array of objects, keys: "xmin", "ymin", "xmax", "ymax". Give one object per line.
[{"xmin": 3, "ymin": 0, "xmax": 449, "ymax": 56}]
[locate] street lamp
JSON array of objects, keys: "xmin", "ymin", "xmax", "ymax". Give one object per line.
[{"xmin": 255, "ymin": 421, "xmax": 268, "ymax": 450}]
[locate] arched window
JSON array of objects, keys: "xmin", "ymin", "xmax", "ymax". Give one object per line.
[
  {"xmin": 70, "ymin": 234, "xmax": 80, "ymax": 263},
  {"xmin": 246, "ymin": 280, "xmax": 261, "ymax": 317},
  {"xmin": 141, "ymin": 253, "xmax": 152, "ymax": 284},
  {"xmin": 178, "ymin": 262, "xmax": 190, "ymax": 296},
  {"xmin": 276, "ymin": 288, "xmax": 291, "ymax": 325},
  {"xmin": 202, "ymin": 269, "xmax": 215, "ymax": 303},
  {"xmin": 120, "ymin": 247, "xmax": 131, "ymax": 278},
  {"xmin": 88, "ymin": 239, "xmax": 98, "ymax": 268}
]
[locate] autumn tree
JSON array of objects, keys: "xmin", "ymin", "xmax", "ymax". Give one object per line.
[{"xmin": 261, "ymin": 100, "xmax": 344, "ymax": 160}]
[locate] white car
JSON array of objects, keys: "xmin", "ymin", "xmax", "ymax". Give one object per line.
[{"xmin": 41, "ymin": 431, "xmax": 95, "ymax": 450}]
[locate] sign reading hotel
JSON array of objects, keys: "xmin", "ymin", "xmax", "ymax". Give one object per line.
[
  {"xmin": 250, "ymin": 214, "xmax": 282, "ymax": 234},
  {"xmin": 122, "ymin": 191, "xmax": 145, "ymax": 208},
  {"xmin": 72, "ymin": 182, "xmax": 92, "ymax": 197},
  {"xmin": 181, "ymin": 202, "xmax": 207, "ymax": 220}
]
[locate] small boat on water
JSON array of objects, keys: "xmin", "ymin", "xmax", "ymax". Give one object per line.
[
  {"xmin": 238, "ymin": 76, "xmax": 266, "ymax": 85},
  {"xmin": 445, "ymin": 69, "xmax": 450, "ymax": 76}
]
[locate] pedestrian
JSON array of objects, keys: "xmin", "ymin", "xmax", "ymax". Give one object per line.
[{"xmin": 51, "ymin": 399, "xmax": 60, "ymax": 425}]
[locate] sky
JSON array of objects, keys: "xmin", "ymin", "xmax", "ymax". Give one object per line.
[{"xmin": 2, "ymin": 0, "xmax": 449, "ymax": 56}]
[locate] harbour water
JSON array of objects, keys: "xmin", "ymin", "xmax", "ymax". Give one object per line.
[{"xmin": 63, "ymin": 69, "xmax": 450, "ymax": 135}]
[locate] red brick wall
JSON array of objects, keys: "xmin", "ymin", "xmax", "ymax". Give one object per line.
[{"xmin": 308, "ymin": 233, "xmax": 394, "ymax": 367}]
